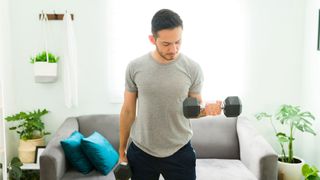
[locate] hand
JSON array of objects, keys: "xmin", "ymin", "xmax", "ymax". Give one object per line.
[
  {"xmin": 118, "ymin": 153, "xmax": 128, "ymax": 164},
  {"xmin": 205, "ymin": 100, "xmax": 222, "ymax": 116}
]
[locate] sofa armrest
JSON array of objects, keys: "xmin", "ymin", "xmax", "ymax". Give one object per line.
[
  {"xmin": 237, "ymin": 116, "xmax": 278, "ymax": 180},
  {"xmin": 40, "ymin": 117, "xmax": 79, "ymax": 180}
]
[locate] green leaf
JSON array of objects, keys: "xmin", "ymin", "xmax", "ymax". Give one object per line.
[
  {"xmin": 43, "ymin": 132, "xmax": 51, "ymax": 136},
  {"xmin": 302, "ymin": 164, "xmax": 320, "ymax": 179},
  {"xmin": 10, "ymin": 157, "xmax": 23, "ymax": 167},
  {"xmin": 278, "ymin": 136, "xmax": 289, "ymax": 143},
  {"xmin": 309, "ymin": 176, "xmax": 320, "ymax": 180},
  {"xmin": 9, "ymin": 166, "xmax": 22, "ymax": 179},
  {"xmin": 5, "ymin": 109, "xmax": 50, "ymax": 140},
  {"xmin": 310, "ymin": 165, "xmax": 320, "ymax": 173},
  {"xmin": 295, "ymin": 124, "xmax": 304, "ymax": 132},
  {"xmin": 302, "ymin": 164, "xmax": 312, "ymax": 176},
  {"xmin": 255, "ymin": 112, "xmax": 272, "ymax": 120},
  {"xmin": 276, "ymin": 132, "xmax": 289, "ymax": 143},
  {"xmin": 304, "ymin": 125, "xmax": 317, "ymax": 136},
  {"xmin": 301, "ymin": 117, "xmax": 312, "ymax": 126},
  {"xmin": 30, "ymin": 51, "xmax": 59, "ymax": 63}
]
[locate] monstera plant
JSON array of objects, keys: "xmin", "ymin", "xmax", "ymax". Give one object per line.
[{"xmin": 256, "ymin": 104, "xmax": 317, "ymax": 180}]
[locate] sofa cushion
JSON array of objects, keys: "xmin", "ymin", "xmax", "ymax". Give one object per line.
[
  {"xmin": 61, "ymin": 159, "xmax": 257, "ymax": 180},
  {"xmin": 196, "ymin": 159, "xmax": 257, "ymax": 180},
  {"xmin": 60, "ymin": 131, "xmax": 93, "ymax": 174},
  {"xmin": 81, "ymin": 131, "xmax": 119, "ymax": 175},
  {"xmin": 191, "ymin": 116, "xmax": 240, "ymax": 159},
  {"xmin": 61, "ymin": 169, "xmax": 115, "ymax": 180}
]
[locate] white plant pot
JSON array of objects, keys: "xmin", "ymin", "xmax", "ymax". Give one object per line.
[
  {"xmin": 34, "ymin": 62, "xmax": 58, "ymax": 83},
  {"xmin": 278, "ymin": 156, "xmax": 304, "ymax": 180}
]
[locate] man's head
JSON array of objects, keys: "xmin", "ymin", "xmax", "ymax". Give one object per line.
[
  {"xmin": 151, "ymin": 9, "xmax": 183, "ymax": 37},
  {"xmin": 150, "ymin": 9, "xmax": 183, "ymax": 61}
]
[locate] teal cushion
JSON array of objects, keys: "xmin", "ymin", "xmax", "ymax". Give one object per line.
[
  {"xmin": 60, "ymin": 131, "xmax": 93, "ymax": 174},
  {"xmin": 81, "ymin": 131, "xmax": 119, "ymax": 175}
]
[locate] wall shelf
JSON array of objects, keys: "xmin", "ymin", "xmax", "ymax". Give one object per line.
[{"xmin": 39, "ymin": 13, "xmax": 74, "ymax": 21}]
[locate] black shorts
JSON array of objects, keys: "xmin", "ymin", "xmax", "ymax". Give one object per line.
[{"xmin": 127, "ymin": 141, "xmax": 196, "ymax": 180}]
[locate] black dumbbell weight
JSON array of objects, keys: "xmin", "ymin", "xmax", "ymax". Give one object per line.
[
  {"xmin": 183, "ymin": 97, "xmax": 201, "ymax": 118},
  {"xmin": 113, "ymin": 162, "xmax": 132, "ymax": 180},
  {"xmin": 183, "ymin": 96, "xmax": 242, "ymax": 118},
  {"xmin": 222, "ymin": 96, "xmax": 242, "ymax": 117}
]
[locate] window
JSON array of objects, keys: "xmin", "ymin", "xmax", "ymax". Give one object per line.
[{"xmin": 106, "ymin": 0, "xmax": 247, "ymax": 102}]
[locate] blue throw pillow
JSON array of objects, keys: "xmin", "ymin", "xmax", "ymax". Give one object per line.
[
  {"xmin": 81, "ymin": 131, "xmax": 119, "ymax": 175},
  {"xmin": 60, "ymin": 131, "xmax": 93, "ymax": 174}
]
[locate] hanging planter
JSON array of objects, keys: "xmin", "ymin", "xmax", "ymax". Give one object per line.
[
  {"xmin": 31, "ymin": 51, "xmax": 59, "ymax": 83},
  {"xmin": 31, "ymin": 13, "xmax": 59, "ymax": 83}
]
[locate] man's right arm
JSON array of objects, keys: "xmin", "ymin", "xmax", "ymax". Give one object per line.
[{"xmin": 119, "ymin": 90, "xmax": 137, "ymax": 163}]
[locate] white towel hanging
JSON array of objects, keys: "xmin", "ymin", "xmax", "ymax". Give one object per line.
[{"xmin": 63, "ymin": 12, "xmax": 78, "ymax": 108}]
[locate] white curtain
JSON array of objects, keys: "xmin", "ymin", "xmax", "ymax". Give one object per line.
[
  {"xmin": 0, "ymin": 0, "xmax": 9, "ymax": 178},
  {"xmin": 63, "ymin": 12, "xmax": 79, "ymax": 108}
]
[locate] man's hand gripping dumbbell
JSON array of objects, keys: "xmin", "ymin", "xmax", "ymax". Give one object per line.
[
  {"xmin": 113, "ymin": 161, "xmax": 132, "ymax": 180},
  {"xmin": 183, "ymin": 96, "xmax": 242, "ymax": 118}
]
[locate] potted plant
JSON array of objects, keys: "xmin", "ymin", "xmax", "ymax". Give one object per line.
[
  {"xmin": 0, "ymin": 157, "xmax": 23, "ymax": 180},
  {"xmin": 5, "ymin": 109, "xmax": 50, "ymax": 163},
  {"xmin": 302, "ymin": 163, "xmax": 320, "ymax": 180},
  {"xmin": 255, "ymin": 104, "xmax": 316, "ymax": 180},
  {"xmin": 30, "ymin": 51, "xmax": 59, "ymax": 83},
  {"xmin": 7, "ymin": 157, "xmax": 23, "ymax": 180},
  {"xmin": 1, "ymin": 157, "xmax": 40, "ymax": 180}
]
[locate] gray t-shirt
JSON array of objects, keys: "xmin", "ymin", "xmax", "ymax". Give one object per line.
[{"xmin": 125, "ymin": 52, "xmax": 203, "ymax": 157}]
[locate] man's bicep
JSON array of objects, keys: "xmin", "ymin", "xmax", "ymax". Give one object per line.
[{"xmin": 188, "ymin": 92, "xmax": 203, "ymax": 104}]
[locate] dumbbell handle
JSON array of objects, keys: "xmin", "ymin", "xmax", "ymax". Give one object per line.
[
  {"xmin": 120, "ymin": 162, "xmax": 128, "ymax": 165},
  {"xmin": 200, "ymin": 101, "xmax": 223, "ymax": 110},
  {"xmin": 184, "ymin": 96, "xmax": 241, "ymax": 118},
  {"xmin": 215, "ymin": 97, "xmax": 242, "ymax": 117}
]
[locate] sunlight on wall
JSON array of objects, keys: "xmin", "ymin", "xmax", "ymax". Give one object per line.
[{"xmin": 105, "ymin": 0, "xmax": 247, "ymax": 103}]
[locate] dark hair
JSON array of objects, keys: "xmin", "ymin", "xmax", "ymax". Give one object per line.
[{"xmin": 151, "ymin": 9, "xmax": 183, "ymax": 37}]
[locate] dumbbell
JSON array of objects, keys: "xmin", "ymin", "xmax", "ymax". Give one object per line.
[
  {"xmin": 183, "ymin": 96, "xmax": 242, "ymax": 118},
  {"xmin": 113, "ymin": 162, "xmax": 132, "ymax": 180}
]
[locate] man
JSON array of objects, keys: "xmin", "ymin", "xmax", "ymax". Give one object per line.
[{"xmin": 119, "ymin": 9, "xmax": 221, "ymax": 180}]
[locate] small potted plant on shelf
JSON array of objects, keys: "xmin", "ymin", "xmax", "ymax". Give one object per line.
[
  {"xmin": 30, "ymin": 51, "xmax": 59, "ymax": 83},
  {"xmin": 1, "ymin": 157, "xmax": 39, "ymax": 180},
  {"xmin": 8, "ymin": 157, "xmax": 23, "ymax": 180},
  {"xmin": 255, "ymin": 104, "xmax": 317, "ymax": 180},
  {"xmin": 5, "ymin": 109, "xmax": 50, "ymax": 163}
]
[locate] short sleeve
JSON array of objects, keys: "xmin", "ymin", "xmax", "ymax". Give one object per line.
[
  {"xmin": 189, "ymin": 63, "xmax": 204, "ymax": 93},
  {"xmin": 125, "ymin": 62, "xmax": 138, "ymax": 92}
]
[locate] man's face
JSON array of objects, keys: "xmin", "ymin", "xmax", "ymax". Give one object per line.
[{"xmin": 154, "ymin": 27, "xmax": 182, "ymax": 61}]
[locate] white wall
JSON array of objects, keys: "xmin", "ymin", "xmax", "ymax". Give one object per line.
[
  {"xmin": 5, "ymin": 0, "xmax": 122, "ymax": 160},
  {"xmin": 244, "ymin": 0, "xmax": 307, "ymax": 158},
  {"xmin": 301, "ymin": 0, "xmax": 320, "ymax": 167},
  {"xmin": 3, "ymin": 0, "xmax": 317, "ymax": 167}
]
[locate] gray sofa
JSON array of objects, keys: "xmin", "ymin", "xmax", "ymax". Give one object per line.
[{"xmin": 40, "ymin": 114, "xmax": 278, "ymax": 180}]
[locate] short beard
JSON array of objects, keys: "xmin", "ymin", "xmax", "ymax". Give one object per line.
[{"xmin": 156, "ymin": 45, "xmax": 175, "ymax": 61}]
